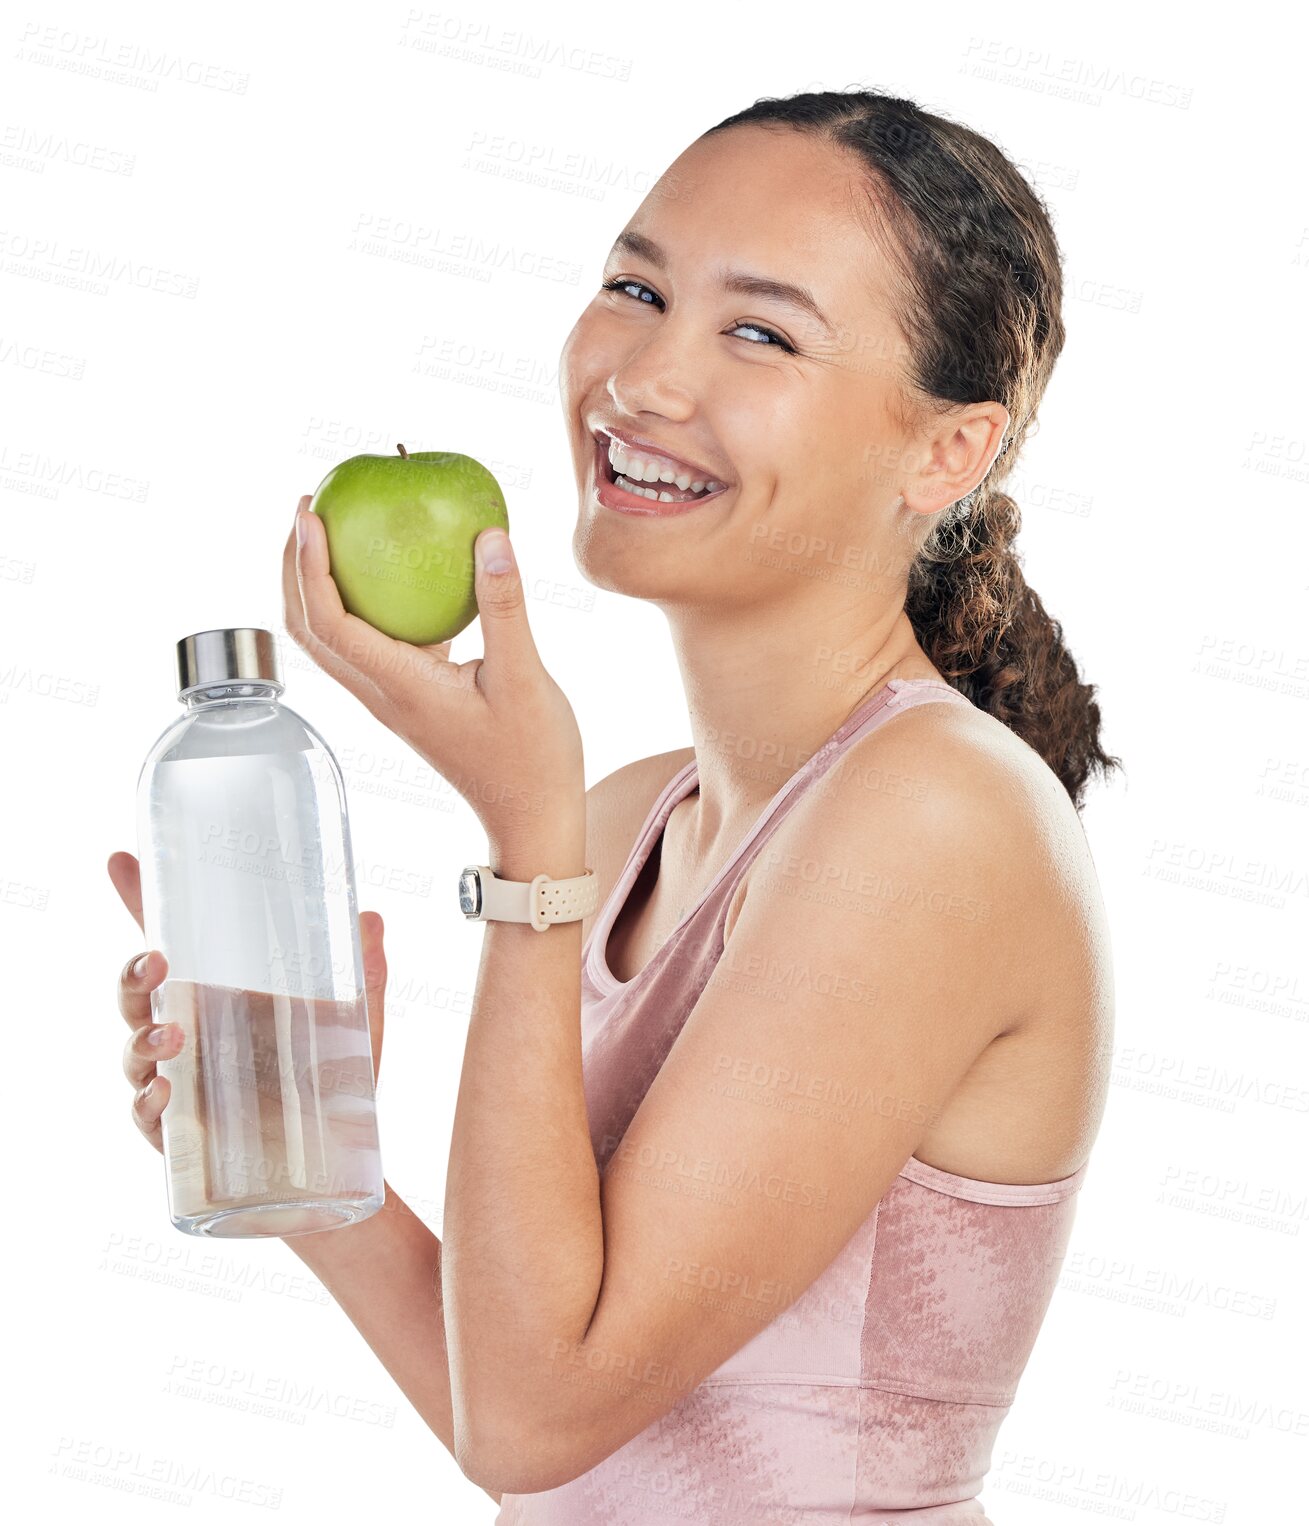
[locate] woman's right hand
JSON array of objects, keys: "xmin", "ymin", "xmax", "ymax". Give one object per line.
[{"xmin": 106, "ymin": 851, "xmax": 388, "ymax": 1154}]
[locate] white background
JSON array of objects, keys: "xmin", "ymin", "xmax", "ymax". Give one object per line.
[{"xmin": 5, "ymin": 0, "xmax": 1306, "ymax": 1520}]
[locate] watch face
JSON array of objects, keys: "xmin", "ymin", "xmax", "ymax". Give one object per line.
[{"xmin": 458, "ymin": 867, "xmax": 482, "ymax": 918}]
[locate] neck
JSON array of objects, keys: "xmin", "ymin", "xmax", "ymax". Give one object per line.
[{"xmin": 662, "ymin": 592, "xmax": 929, "ymax": 854}]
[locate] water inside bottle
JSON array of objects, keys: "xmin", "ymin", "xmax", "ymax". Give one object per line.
[{"xmin": 156, "ymin": 978, "xmax": 382, "ymax": 1238}]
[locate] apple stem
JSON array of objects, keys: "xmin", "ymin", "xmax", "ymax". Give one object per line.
[{"xmin": 396, "ymin": 443, "xmax": 408, "ymax": 459}]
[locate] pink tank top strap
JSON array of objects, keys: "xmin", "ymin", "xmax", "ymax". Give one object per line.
[
  {"xmin": 716, "ymin": 677, "xmax": 972, "ymax": 869},
  {"xmin": 585, "ymin": 679, "xmax": 970, "ymax": 994}
]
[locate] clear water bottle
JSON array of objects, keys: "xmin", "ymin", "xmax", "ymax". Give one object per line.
[{"xmin": 136, "ymin": 628, "xmax": 384, "ymax": 1238}]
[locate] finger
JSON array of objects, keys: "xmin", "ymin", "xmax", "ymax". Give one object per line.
[
  {"xmin": 282, "ymin": 497, "xmax": 398, "ymax": 719},
  {"xmin": 107, "ymin": 850, "xmax": 145, "ymax": 934},
  {"xmin": 360, "ymin": 910, "xmax": 387, "ymax": 1079},
  {"xmin": 118, "ymin": 945, "xmax": 168, "ymax": 1031},
  {"xmin": 472, "ymin": 528, "xmax": 540, "ymax": 685},
  {"xmin": 361, "ymin": 910, "xmax": 387, "ymax": 1006},
  {"xmin": 293, "ymin": 505, "xmax": 412, "ymax": 685},
  {"xmin": 282, "ymin": 495, "xmax": 314, "ymax": 648},
  {"xmin": 132, "ymin": 1073, "xmax": 170, "ymax": 1153},
  {"xmin": 284, "ymin": 497, "xmax": 362, "ymax": 687},
  {"xmin": 123, "ymin": 1012, "xmax": 183, "ymax": 1089}
]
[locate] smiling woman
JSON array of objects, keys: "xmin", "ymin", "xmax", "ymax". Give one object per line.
[
  {"xmin": 438, "ymin": 85, "xmax": 1119, "ymax": 1522},
  {"xmin": 211, "ymin": 81, "xmax": 1121, "ymax": 1526}
]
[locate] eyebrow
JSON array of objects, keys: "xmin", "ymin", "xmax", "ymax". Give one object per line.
[{"xmin": 609, "ymin": 230, "xmax": 835, "ymax": 337}]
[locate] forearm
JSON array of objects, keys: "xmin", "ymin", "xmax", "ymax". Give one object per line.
[
  {"xmin": 441, "ymin": 813, "xmax": 604, "ymax": 1458},
  {"xmin": 282, "ymin": 1179, "xmax": 501, "ymax": 1507}
]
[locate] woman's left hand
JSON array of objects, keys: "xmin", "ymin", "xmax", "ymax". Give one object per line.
[{"xmin": 282, "ymin": 496, "xmax": 584, "ymax": 848}]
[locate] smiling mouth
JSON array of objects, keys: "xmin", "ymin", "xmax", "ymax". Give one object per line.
[{"xmin": 591, "ymin": 433, "xmax": 732, "ymax": 510}]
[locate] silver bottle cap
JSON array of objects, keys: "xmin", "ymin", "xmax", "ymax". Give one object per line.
[{"xmin": 176, "ymin": 628, "xmax": 284, "ymax": 699}]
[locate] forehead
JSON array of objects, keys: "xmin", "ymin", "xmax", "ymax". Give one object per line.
[{"xmin": 619, "ymin": 126, "xmax": 896, "ymax": 326}]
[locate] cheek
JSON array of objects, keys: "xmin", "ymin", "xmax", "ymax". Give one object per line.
[
  {"xmin": 736, "ymin": 395, "xmax": 844, "ymax": 503},
  {"xmin": 559, "ymin": 308, "xmax": 623, "ymax": 394},
  {"xmin": 557, "ymin": 321, "xmax": 586, "ymax": 401}
]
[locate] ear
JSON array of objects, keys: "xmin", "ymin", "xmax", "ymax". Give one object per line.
[{"xmin": 901, "ymin": 401, "xmax": 1011, "ymax": 517}]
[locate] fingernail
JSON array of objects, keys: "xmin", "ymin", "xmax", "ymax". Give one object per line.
[
  {"xmin": 479, "ymin": 529, "xmax": 512, "ymax": 575},
  {"xmin": 132, "ymin": 953, "xmax": 150, "ymax": 979},
  {"xmin": 141, "ymin": 1080, "xmax": 155, "ymax": 1101},
  {"xmin": 296, "ymin": 511, "xmax": 308, "ymax": 548},
  {"xmin": 147, "ymin": 1026, "xmax": 167, "ymax": 1046}
]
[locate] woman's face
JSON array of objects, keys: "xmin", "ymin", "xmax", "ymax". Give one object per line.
[{"xmin": 560, "ymin": 124, "xmax": 921, "ymax": 607}]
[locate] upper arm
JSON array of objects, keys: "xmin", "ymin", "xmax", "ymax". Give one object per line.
[{"xmin": 542, "ymin": 722, "xmax": 1031, "ymax": 1487}]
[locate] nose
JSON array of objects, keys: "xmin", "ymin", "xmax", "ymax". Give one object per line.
[{"xmin": 605, "ymin": 326, "xmax": 699, "ymax": 425}]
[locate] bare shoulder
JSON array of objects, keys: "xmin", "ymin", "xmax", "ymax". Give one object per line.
[
  {"xmin": 844, "ymin": 692, "xmax": 1098, "ymax": 894},
  {"xmin": 738, "ymin": 694, "xmax": 1112, "ymax": 1030},
  {"xmin": 582, "ymin": 746, "xmax": 696, "ymax": 943}
]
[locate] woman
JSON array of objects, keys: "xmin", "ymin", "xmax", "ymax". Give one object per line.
[{"xmin": 109, "ymin": 88, "xmax": 1119, "ymax": 1523}]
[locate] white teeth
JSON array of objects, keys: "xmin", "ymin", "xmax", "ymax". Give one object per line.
[
  {"xmin": 614, "ymin": 474, "xmax": 671, "ymax": 501},
  {"xmin": 606, "ymin": 437, "xmax": 727, "ymax": 497}
]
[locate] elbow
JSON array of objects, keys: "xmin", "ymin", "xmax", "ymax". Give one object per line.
[
  {"xmin": 459, "ymin": 1443, "xmax": 539, "ymax": 1499},
  {"xmin": 457, "ymin": 1406, "xmax": 595, "ymax": 1497},
  {"xmin": 460, "ymin": 1439, "xmax": 580, "ymax": 1498}
]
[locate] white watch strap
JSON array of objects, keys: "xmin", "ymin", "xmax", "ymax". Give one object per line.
[{"xmin": 475, "ymin": 866, "xmax": 600, "ymax": 931}]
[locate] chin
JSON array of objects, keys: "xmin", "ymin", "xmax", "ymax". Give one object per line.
[{"xmin": 571, "ymin": 513, "xmax": 689, "ymax": 602}]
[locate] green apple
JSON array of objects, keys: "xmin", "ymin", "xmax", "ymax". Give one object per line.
[{"xmin": 308, "ymin": 444, "xmax": 510, "ymax": 645}]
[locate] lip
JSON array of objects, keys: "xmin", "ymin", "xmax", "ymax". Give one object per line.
[
  {"xmin": 590, "ymin": 433, "xmax": 733, "ymax": 518},
  {"xmin": 590, "ymin": 424, "xmax": 731, "ymax": 491}
]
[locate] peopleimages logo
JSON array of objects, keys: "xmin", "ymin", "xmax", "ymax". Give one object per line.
[{"xmin": 16, "ymin": 24, "xmax": 250, "ymax": 93}]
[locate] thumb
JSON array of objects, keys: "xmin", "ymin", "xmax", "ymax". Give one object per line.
[{"xmin": 473, "ymin": 527, "xmax": 540, "ymax": 680}]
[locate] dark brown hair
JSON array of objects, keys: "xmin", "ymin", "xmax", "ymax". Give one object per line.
[{"xmin": 700, "ymin": 88, "xmax": 1122, "ymax": 809}]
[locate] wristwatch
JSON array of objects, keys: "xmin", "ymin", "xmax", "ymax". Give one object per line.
[{"xmin": 458, "ymin": 863, "xmax": 600, "ymax": 932}]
